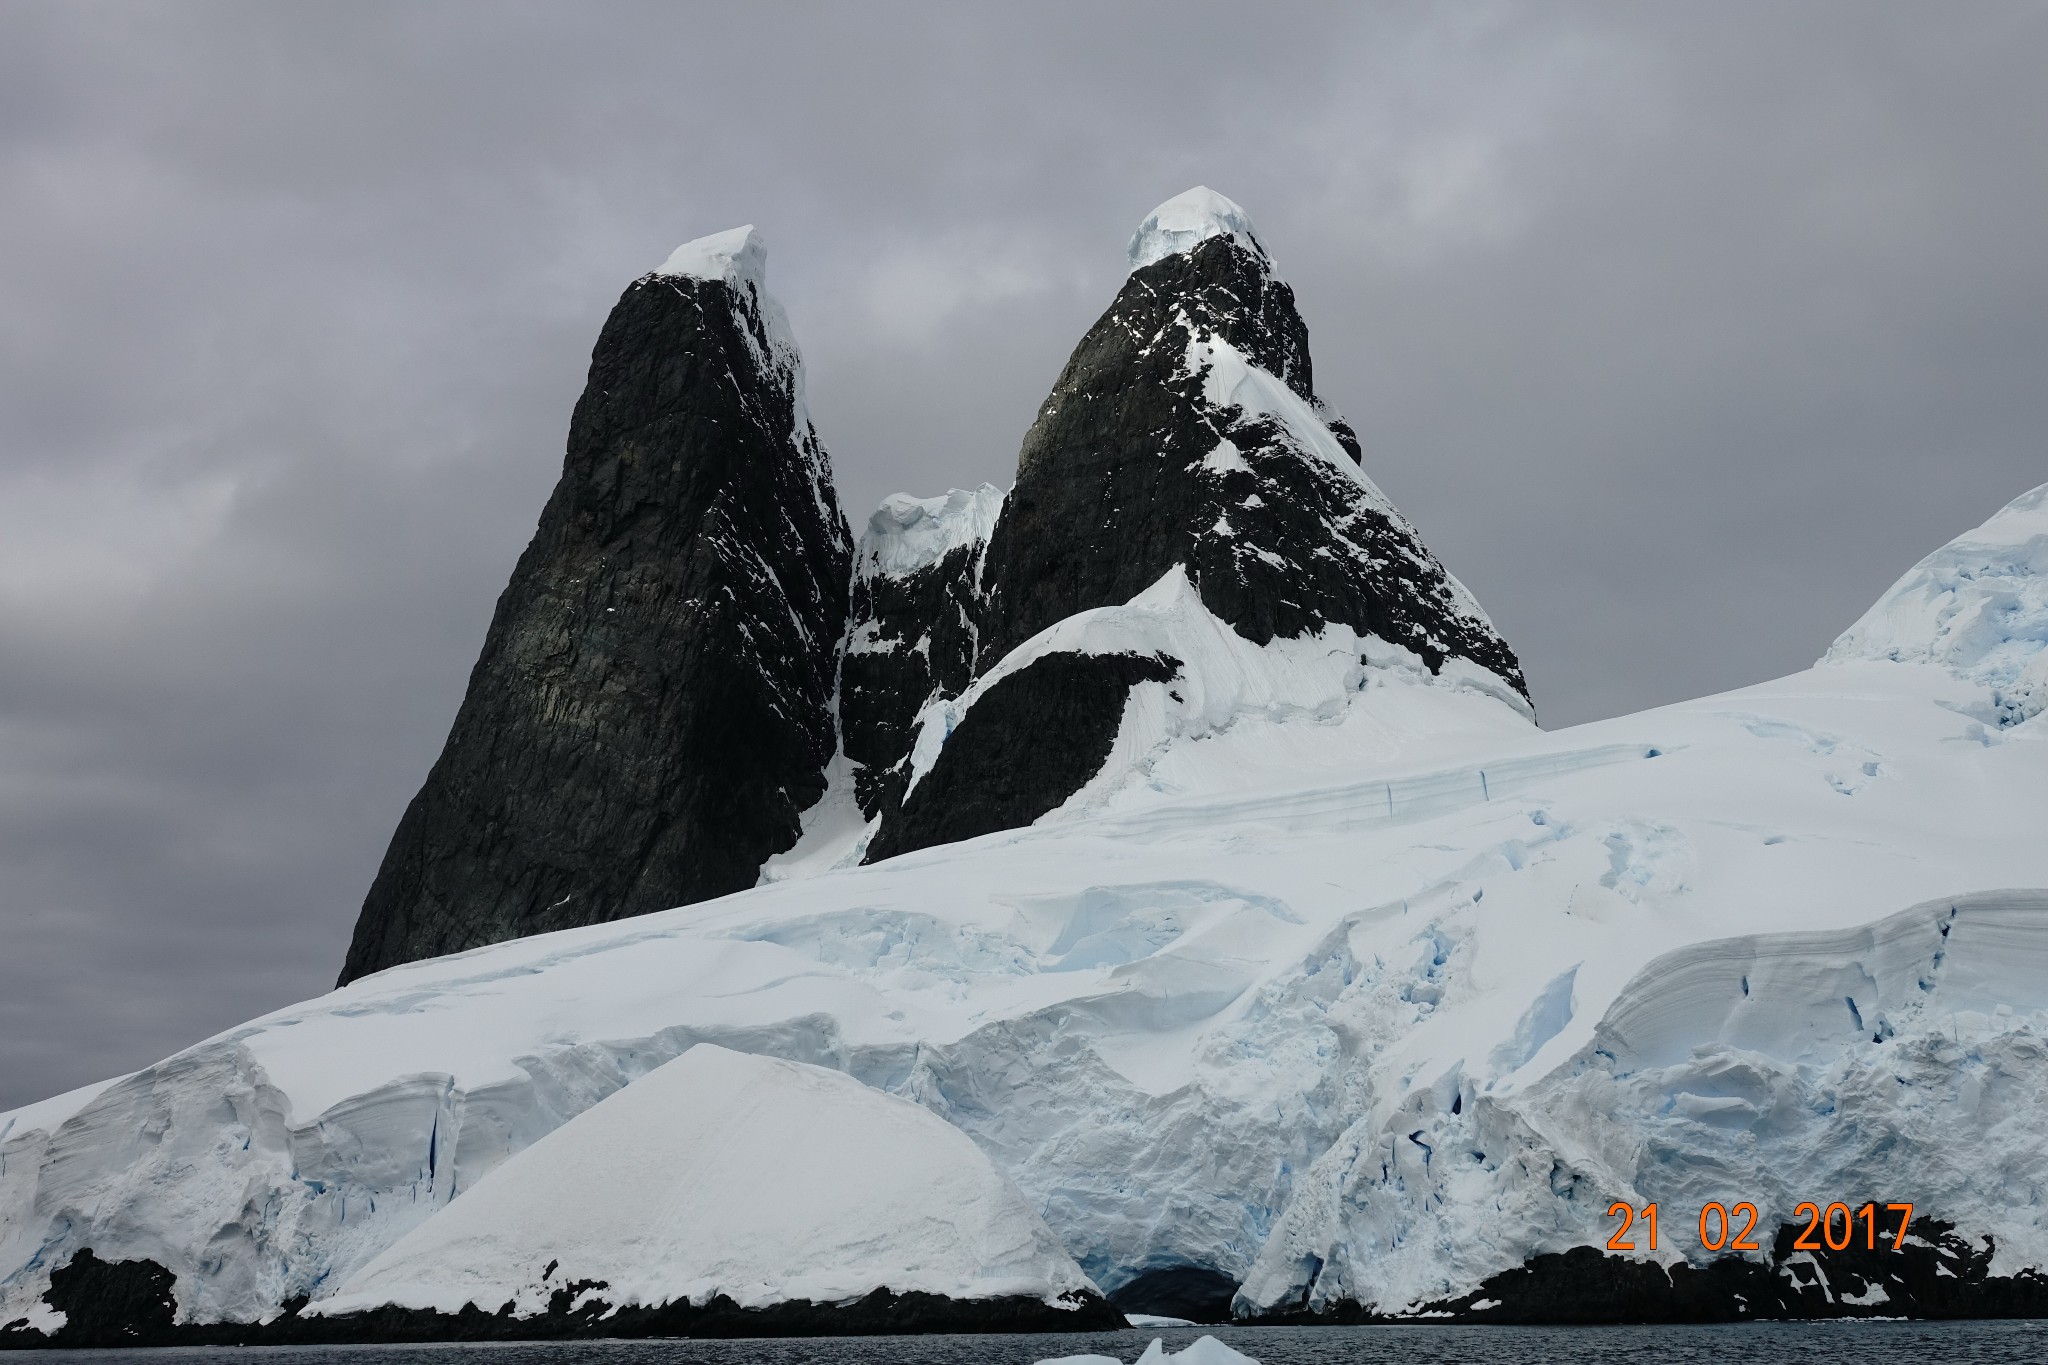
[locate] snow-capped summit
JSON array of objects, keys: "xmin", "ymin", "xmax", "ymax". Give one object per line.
[
  {"xmin": 654, "ymin": 223, "xmax": 767, "ymax": 288},
  {"xmin": 1822, "ymin": 481, "xmax": 2048, "ymax": 727},
  {"xmin": 855, "ymin": 189, "xmax": 1528, "ymax": 860},
  {"xmin": 1127, "ymin": 187, "xmax": 1265, "ymax": 271}
]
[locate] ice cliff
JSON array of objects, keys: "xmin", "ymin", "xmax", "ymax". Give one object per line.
[{"xmin": 309, "ymin": 1045, "xmax": 1098, "ymax": 1318}]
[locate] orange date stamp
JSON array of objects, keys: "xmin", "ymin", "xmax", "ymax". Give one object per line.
[{"xmin": 1604, "ymin": 1200, "xmax": 1915, "ymax": 1253}]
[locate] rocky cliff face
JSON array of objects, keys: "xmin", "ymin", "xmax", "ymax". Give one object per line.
[
  {"xmin": 980, "ymin": 188, "xmax": 1526, "ymax": 684},
  {"xmin": 338, "ymin": 228, "xmax": 852, "ymax": 984},
  {"xmin": 862, "ymin": 189, "xmax": 1528, "ymax": 862},
  {"xmin": 838, "ymin": 487, "xmax": 1001, "ymax": 822}
]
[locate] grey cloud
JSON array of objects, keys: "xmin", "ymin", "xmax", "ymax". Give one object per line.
[{"xmin": 3, "ymin": 0, "xmax": 2046, "ymax": 1107}]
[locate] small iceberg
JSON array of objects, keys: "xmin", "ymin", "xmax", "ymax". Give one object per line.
[{"xmin": 1038, "ymin": 1334, "xmax": 1259, "ymax": 1365}]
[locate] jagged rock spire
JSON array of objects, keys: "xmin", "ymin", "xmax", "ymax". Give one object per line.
[
  {"xmin": 339, "ymin": 228, "xmax": 852, "ymax": 983},
  {"xmin": 863, "ymin": 189, "xmax": 1528, "ymax": 861}
]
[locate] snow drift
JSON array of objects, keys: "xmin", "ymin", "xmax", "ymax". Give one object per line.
[{"xmin": 310, "ymin": 1044, "xmax": 1096, "ymax": 1318}]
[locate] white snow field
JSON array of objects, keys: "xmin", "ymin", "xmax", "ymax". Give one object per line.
[
  {"xmin": 5, "ymin": 494, "xmax": 2048, "ymax": 1324},
  {"xmin": 307, "ymin": 1044, "xmax": 1095, "ymax": 1317}
]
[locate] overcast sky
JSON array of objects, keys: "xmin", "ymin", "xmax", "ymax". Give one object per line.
[{"xmin": 2, "ymin": 1, "xmax": 2045, "ymax": 1111}]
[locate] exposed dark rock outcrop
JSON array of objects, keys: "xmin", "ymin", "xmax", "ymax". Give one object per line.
[
  {"xmin": 864, "ymin": 189, "xmax": 1527, "ymax": 862},
  {"xmin": 976, "ymin": 205, "xmax": 1526, "ymax": 683},
  {"xmin": 862, "ymin": 650, "xmax": 1178, "ymax": 864},
  {"xmin": 32, "ymin": 1249, "xmax": 177, "ymax": 1346},
  {"xmin": 1241, "ymin": 1215, "xmax": 2048, "ymax": 1324},
  {"xmin": 338, "ymin": 230, "xmax": 851, "ymax": 984},
  {"xmin": 15, "ymin": 1219, "xmax": 2048, "ymax": 1347},
  {"xmin": 838, "ymin": 487, "xmax": 1001, "ymax": 822},
  {"xmin": 1, "ymin": 1257, "xmax": 1123, "ymax": 1348}
]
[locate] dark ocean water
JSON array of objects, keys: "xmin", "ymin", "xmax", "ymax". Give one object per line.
[{"xmin": 10, "ymin": 1322, "xmax": 2048, "ymax": 1365}]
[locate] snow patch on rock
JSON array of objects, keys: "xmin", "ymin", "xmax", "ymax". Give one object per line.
[
  {"xmin": 313, "ymin": 1044, "xmax": 1096, "ymax": 1317},
  {"xmin": 1128, "ymin": 188, "xmax": 1265, "ymax": 271},
  {"xmin": 758, "ymin": 751, "xmax": 875, "ymax": 882},
  {"xmin": 1184, "ymin": 332, "xmax": 1395, "ymax": 513},
  {"xmin": 901, "ymin": 566, "xmax": 1531, "ymax": 808}
]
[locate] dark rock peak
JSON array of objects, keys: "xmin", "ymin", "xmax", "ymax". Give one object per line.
[
  {"xmin": 981, "ymin": 221, "xmax": 1527, "ymax": 695},
  {"xmin": 339, "ymin": 230, "xmax": 852, "ymax": 984},
  {"xmin": 863, "ymin": 189, "xmax": 1529, "ymax": 863}
]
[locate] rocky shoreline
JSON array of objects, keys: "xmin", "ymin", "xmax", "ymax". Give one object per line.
[
  {"xmin": 0, "ymin": 1249, "xmax": 1128, "ymax": 1348},
  {"xmin": 14, "ymin": 1217, "xmax": 2048, "ymax": 1348},
  {"xmin": 1246, "ymin": 1217, "xmax": 2048, "ymax": 1326}
]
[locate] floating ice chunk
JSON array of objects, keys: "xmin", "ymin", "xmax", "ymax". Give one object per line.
[
  {"xmin": 1174, "ymin": 1340, "xmax": 1260, "ymax": 1365},
  {"xmin": 653, "ymin": 224, "xmax": 767, "ymax": 288},
  {"xmin": 1038, "ymin": 1337, "xmax": 1258, "ymax": 1365},
  {"xmin": 1128, "ymin": 188, "xmax": 1264, "ymax": 271}
]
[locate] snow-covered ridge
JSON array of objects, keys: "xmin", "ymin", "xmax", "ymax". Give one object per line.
[
  {"xmin": 1127, "ymin": 187, "xmax": 1265, "ymax": 271},
  {"xmin": 312, "ymin": 1044, "xmax": 1095, "ymax": 1317},
  {"xmin": 900, "ymin": 565, "xmax": 1532, "ymax": 811},
  {"xmin": 654, "ymin": 224, "xmax": 767, "ymax": 288},
  {"xmin": 859, "ymin": 484, "xmax": 1006, "ymax": 580},
  {"xmin": 1824, "ymin": 480, "xmax": 2048, "ymax": 725}
]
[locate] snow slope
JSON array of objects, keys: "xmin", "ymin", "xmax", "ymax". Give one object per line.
[
  {"xmin": 3, "ymin": 486, "xmax": 2047, "ymax": 1326},
  {"xmin": 310, "ymin": 1044, "xmax": 1094, "ymax": 1316},
  {"xmin": 901, "ymin": 564, "xmax": 1530, "ymax": 819},
  {"xmin": 1824, "ymin": 481, "xmax": 2048, "ymax": 728}
]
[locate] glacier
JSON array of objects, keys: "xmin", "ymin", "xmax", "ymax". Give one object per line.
[{"xmin": 5, "ymin": 479, "xmax": 2048, "ymax": 1331}]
